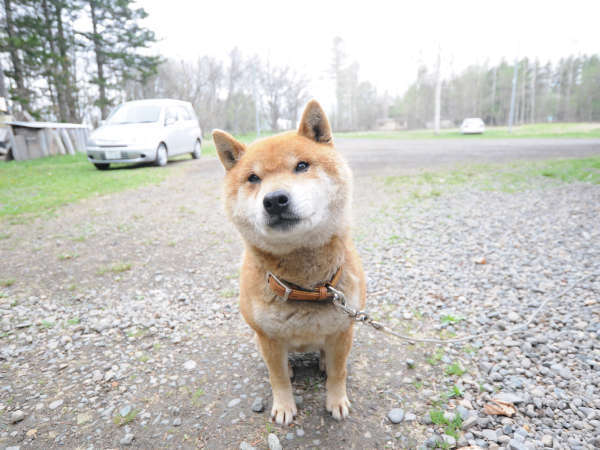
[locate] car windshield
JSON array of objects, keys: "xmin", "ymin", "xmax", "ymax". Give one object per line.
[{"xmin": 106, "ymin": 104, "xmax": 162, "ymax": 124}]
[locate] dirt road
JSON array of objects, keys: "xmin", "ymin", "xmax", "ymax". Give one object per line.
[{"xmin": 1, "ymin": 139, "xmax": 599, "ymax": 449}]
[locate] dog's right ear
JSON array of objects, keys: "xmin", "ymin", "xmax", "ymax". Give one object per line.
[{"xmin": 212, "ymin": 129, "xmax": 245, "ymax": 170}]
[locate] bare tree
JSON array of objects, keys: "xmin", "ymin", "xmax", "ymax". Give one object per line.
[{"xmin": 433, "ymin": 46, "xmax": 442, "ymax": 134}]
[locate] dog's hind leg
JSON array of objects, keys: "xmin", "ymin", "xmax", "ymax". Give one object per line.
[
  {"xmin": 256, "ymin": 333, "xmax": 297, "ymax": 425},
  {"xmin": 324, "ymin": 326, "xmax": 353, "ymax": 420}
]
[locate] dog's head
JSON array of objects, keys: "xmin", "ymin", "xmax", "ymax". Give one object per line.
[{"xmin": 213, "ymin": 100, "xmax": 352, "ymax": 255}]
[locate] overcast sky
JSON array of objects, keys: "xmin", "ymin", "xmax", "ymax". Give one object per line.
[{"xmin": 141, "ymin": 0, "xmax": 599, "ymax": 109}]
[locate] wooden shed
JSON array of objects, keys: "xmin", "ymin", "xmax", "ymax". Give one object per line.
[{"xmin": 1, "ymin": 121, "xmax": 90, "ymax": 161}]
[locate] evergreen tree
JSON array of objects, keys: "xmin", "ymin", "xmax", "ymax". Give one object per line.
[{"xmin": 82, "ymin": 0, "xmax": 160, "ymax": 118}]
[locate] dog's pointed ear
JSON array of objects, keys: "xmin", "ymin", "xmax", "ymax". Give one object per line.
[
  {"xmin": 212, "ymin": 129, "xmax": 245, "ymax": 170},
  {"xmin": 298, "ymin": 100, "xmax": 333, "ymax": 145}
]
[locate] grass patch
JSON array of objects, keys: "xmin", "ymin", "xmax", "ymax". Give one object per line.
[
  {"xmin": 58, "ymin": 253, "xmax": 77, "ymax": 261},
  {"xmin": 440, "ymin": 314, "xmax": 464, "ymax": 325},
  {"xmin": 339, "ymin": 122, "xmax": 600, "ymax": 140},
  {"xmin": 426, "ymin": 348, "xmax": 445, "ymax": 366},
  {"xmin": 0, "ymin": 279, "xmax": 15, "ymax": 287},
  {"xmin": 220, "ymin": 288, "xmax": 237, "ymax": 298},
  {"xmin": 383, "ymin": 156, "xmax": 600, "ymax": 204},
  {"xmin": 0, "ymin": 153, "xmax": 169, "ymax": 219},
  {"xmin": 67, "ymin": 317, "xmax": 80, "ymax": 326},
  {"xmin": 445, "ymin": 362, "xmax": 466, "ymax": 376},
  {"xmin": 98, "ymin": 262, "xmax": 132, "ymax": 275},
  {"xmin": 40, "ymin": 320, "xmax": 55, "ymax": 329},
  {"xmin": 430, "ymin": 409, "xmax": 463, "ymax": 444},
  {"xmin": 113, "ymin": 409, "xmax": 139, "ymax": 426}
]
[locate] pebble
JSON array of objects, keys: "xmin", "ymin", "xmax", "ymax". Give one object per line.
[
  {"xmin": 461, "ymin": 415, "xmax": 478, "ymax": 430},
  {"xmin": 387, "ymin": 408, "xmax": 404, "ymax": 423},
  {"xmin": 251, "ymin": 397, "xmax": 264, "ymax": 413},
  {"xmin": 239, "ymin": 442, "xmax": 256, "ymax": 450},
  {"xmin": 296, "ymin": 428, "xmax": 305, "ymax": 437},
  {"xmin": 227, "ymin": 398, "xmax": 241, "ymax": 408},
  {"xmin": 406, "ymin": 358, "xmax": 415, "ymax": 368},
  {"xmin": 48, "ymin": 399, "xmax": 63, "ymax": 410},
  {"xmin": 267, "ymin": 433, "xmax": 282, "ymax": 450},
  {"xmin": 183, "ymin": 360, "xmax": 197, "ymax": 370},
  {"xmin": 172, "ymin": 417, "xmax": 181, "ymax": 426},
  {"xmin": 541, "ymin": 435, "xmax": 553, "ymax": 447},
  {"xmin": 120, "ymin": 433, "xmax": 134, "ymax": 446},
  {"xmin": 10, "ymin": 410, "xmax": 26, "ymax": 424}
]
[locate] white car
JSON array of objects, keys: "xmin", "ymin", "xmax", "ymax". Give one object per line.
[
  {"xmin": 460, "ymin": 118, "xmax": 485, "ymax": 135},
  {"xmin": 86, "ymin": 99, "xmax": 202, "ymax": 170}
]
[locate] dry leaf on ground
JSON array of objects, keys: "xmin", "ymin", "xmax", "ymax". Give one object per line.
[{"xmin": 483, "ymin": 399, "xmax": 517, "ymax": 417}]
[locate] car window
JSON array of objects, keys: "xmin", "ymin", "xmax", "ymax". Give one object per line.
[
  {"xmin": 175, "ymin": 106, "xmax": 191, "ymax": 121},
  {"xmin": 165, "ymin": 107, "xmax": 177, "ymax": 124},
  {"xmin": 106, "ymin": 103, "xmax": 162, "ymax": 124}
]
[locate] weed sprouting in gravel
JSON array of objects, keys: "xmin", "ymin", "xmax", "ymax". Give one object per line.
[
  {"xmin": 67, "ymin": 318, "xmax": 80, "ymax": 325},
  {"xmin": 113, "ymin": 409, "xmax": 139, "ymax": 426},
  {"xmin": 426, "ymin": 348, "xmax": 444, "ymax": 365},
  {"xmin": 1, "ymin": 279, "xmax": 15, "ymax": 287},
  {"xmin": 445, "ymin": 362, "xmax": 466, "ymax": 376},
  {"xmin": 440, "ymin": 314, "xmax": 464, "ymax": 324}
]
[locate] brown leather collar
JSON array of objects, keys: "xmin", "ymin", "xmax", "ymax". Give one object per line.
[{"xmin": 266, "ymin": 267, "xmax": 342, "ymax": 302}]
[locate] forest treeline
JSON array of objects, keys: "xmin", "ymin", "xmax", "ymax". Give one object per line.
[
  {"xmin": 392, "ymin": 54, "xmax": 600, "ymax": 129},
  {"xmin": 1, "ymin": 0, "xmax": 599, "ymax": 133}
]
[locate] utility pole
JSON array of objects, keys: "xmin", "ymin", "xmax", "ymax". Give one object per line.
[{"xmin": 508, "ymin": 58, "xmax": 519, "ymax": 133}]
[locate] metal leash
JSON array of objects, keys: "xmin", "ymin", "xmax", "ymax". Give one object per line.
[{"xmin": 327, "ymin": 270, "xmax": 599, "ymax": 345}]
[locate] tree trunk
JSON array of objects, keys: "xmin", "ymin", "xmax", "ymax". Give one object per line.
[
  {"xmin": 433, "ymin": 49, "xmax": 442, "ymax": 134},
  {"xmin": 518, "ymin": 60, "xmax": 527, "ymax": 125},
  {"xmin": 89, "ymin": 0, "xmax": 108, "ymax": 119},
  {"xmin": 490, "ymin": 67, "xmax": 497, "ymax": 125},
  {"xmin": 41, "ymin": 0, "xmax": 69, "ymax": 122},
  {"xmin": 54, "ymin": 1, "xmax": 78, "ymax": 122},
  {"xmin": 530, "ymin": 62, "xmax": 536, "ymax": 123},
  {"xmin": 3, "ymin": 0, "xmax": 29, "ymax": 116}
]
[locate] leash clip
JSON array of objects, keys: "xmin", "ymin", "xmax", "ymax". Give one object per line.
[{"xmin": 266, "ymin": 271, "xmax": 292, "ymax": 302}]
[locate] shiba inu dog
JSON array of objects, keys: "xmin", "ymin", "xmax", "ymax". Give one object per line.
[{"xmin": 212, "ymin": 100, "xmax": 365, "ymax": 425}]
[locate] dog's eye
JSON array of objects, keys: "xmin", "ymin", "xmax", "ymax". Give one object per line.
[
  {"xmin": 295, "ymin": 161, "xmax": 310, "ymax": 173},
  {"xmin": 248, "ymin": 173, "xmax": 260, "ymax": 183}
]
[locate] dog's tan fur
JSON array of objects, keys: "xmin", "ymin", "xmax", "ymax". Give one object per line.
[{"xmin": 213, "ymin": 100, "xmax": 365, "ymax": 425}]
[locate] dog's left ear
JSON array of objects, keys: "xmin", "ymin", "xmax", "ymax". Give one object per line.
[{"xmin": 298, "ymin": 100, "xmax": 333, "ymax": 145}]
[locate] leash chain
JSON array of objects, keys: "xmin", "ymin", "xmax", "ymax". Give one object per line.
[{"xmin": 326, "ymin": 270, "xmax": 599, "ymax": 345}]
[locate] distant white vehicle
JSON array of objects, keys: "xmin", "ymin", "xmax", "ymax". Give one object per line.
[
  {"xmin": 86, "ymin": 99, "xmax": 202, "ymax": 170},
  {"xmin": 460, "ymin": 118, "xmax": 485, "ymax": 135}
]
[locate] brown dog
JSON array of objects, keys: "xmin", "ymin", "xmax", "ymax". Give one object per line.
[{"xmin": 213, "ymin": 100, "xmax": 365, "ymax": 425}]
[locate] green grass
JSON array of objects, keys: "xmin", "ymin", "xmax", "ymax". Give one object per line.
[
  {"xmin": 113, "ymin": 408, "xmax": 139, "ymax": 426},
  {"xmin": 0, "ymin": 279, "xmax": 15, "ymax": 287},
  {"xmin": 440, "ymin": 314, "xmax": 464, "ymax": 324},
  {"xmin": 97, "ymin": 262, "xmax": 132, "ymax": 275},
  {"xmin": 67, "ymin": 317, "xmax": 80, "ymax": 326},
  {"xmin": 383, "ymin": 156, "xmax": 600, "ymax": 201},
  {"xmin": 430, "ymin": 409, "xmax": 463, "ymax": 444},
  {"xmin": 445, "ymin": 362, "xmax": 466, "ymax": 376},
  {"xmin": 339, "ymin": 122, "xmax": 600, "ymax": 140},
  {"xmin": 0, "ymin": 153, "xmax": 169, "ymax": 219}
]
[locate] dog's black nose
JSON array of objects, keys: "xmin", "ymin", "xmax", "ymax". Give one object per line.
[{"xmin": 263, "ymin": 190, "xmax": 290, "ymax": 215}]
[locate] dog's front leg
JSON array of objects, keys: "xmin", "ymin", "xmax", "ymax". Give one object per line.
[
  {"xmin": 324, "ymin": 326, "xmax": 353, "ymax": 420},
  {"xmin": 256, "ymin": 333, "xmax": 297, "ymax": 425}
]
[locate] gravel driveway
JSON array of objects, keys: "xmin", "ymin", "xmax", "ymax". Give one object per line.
[{"xmin": 1, "ymin": 140, "xmax": 599, "ymax": 449}]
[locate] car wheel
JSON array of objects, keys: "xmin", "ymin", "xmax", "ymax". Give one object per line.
[
  {"xmin": 94, "ymin": 163, "xmax": 110, "ymax": 170},
  {"xmin": 191, "ymin": 139, "xmax": 202, "ymax": 159},
  {"xmin": 155, "ymin": 143, "xmax": 168, "ymax": 167}
]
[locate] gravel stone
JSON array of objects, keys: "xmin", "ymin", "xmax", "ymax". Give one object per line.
[
  {"xmin": 120, "ymin": 433, "xmax": 134, "ymax": 446},
  {"xmin": 251, "ymin": 397, "xmax": 264, "ymax": 413},
  {"xmin": 48, "ymin": 400, "xmax": 63, "ymax": 410},
  {"xmin": 267, "ymin": 433, "xmax": 282, "ymax": 450},
  {"xmin": 387, "ymin": 408, "xmax": 404, "ymax": 423},
  {"xmin": 227, "ymin": 398, "xmax": 241, "ymax": 408},
  {"xmin": 10, "ymin": 410, "xmax": 26, "ymax": 424},
  {"xmin": 183, "ymin": 360, "xmax": 197, "ymax": 370}
]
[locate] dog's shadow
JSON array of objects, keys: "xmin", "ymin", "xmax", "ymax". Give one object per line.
[{"xmin": 288, "ymin": 352, "xmax": 326, "ymax": 382}]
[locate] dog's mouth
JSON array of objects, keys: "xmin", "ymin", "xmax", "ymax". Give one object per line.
[{"xmin": 266, "ymin": 214, "xmax": 301, "ymax": 231}]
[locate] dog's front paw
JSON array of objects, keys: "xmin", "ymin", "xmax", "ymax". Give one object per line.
[
  {"xmin": 271, "ymin": 394, "xmax": 297, "ymax": 425},
  {"xmin": 326, "ymin": 392, "xmax": 351, "ymax": 421}
]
